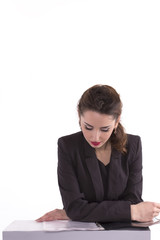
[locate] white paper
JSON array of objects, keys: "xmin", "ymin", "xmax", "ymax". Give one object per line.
[
  {"xmin": 131, "ymin": 218, "xmax": 160, "ymax": 227},
  {"xmin": 43, "ymin": 220, "xmax": 104, "ymax": 231}
]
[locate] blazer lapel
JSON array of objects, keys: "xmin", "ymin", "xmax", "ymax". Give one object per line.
[
  {"xmin": 83, "ymin": 138, "xmax": 104, "ymax": 202},
  {"xmin": 107, "ymin": 149, "xmax": 123, "ymax": 199}
]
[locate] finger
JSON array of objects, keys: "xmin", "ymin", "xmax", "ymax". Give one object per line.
[
  {"xmin": 44, "ymin": 217, "xmax": 55, "ymax": 221},
  {"xmin": 154, "ymin": 203, "xmax": 160, "ymax": 209},
  {"xmin": 36, "ymin": 217, "xmax": 47, "ymax": 222},
  {"xmin": 153, "ymin": 212, "xmax": 160, "ymax": 218},
  {"xmin": 35, "ymin": 215, "xmax": 49, "ymax": 222},
  {"xmin": 154, "ymin": 207, "xmax": 160, "ymax": 214},
  {"xmin": 35, "ymin": 218, "xmax": 43, "ymax": 222}
]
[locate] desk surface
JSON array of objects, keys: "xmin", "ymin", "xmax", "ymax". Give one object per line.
[{"xmin": 3, "ymin": 220, "xmax": 150, "ymax": 240}]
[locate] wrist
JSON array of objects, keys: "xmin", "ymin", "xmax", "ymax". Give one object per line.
[{"xmin": 131, "ymin": 204, "xmax": 137, "ymax": 221}]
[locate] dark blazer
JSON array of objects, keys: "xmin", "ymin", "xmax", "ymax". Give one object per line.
[{"xmin": 58, "ymin": 131, "xmax": 143, "ymax": 223}]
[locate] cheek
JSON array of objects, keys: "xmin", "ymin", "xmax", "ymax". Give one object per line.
[
  {"xmin": 102, "ymin": 130, "xmax": 113, "ymax": 140},
  {"xmin": 82, "ymin": 128, "xmax": 90, "ymax": 139},
  {"xmin": 102, "ymin": 134, "xmax": 109, "ymax": 141},
  {"xmin": 81, "ymin": 127, "xmax": 93, "ymax": 141}
]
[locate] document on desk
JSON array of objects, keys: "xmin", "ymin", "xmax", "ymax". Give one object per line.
[
  {"xmin": 131, "ymin": 218, "xmax": 160, "ymax": 227},
  {"xmin": 43, "ymin": 220, "xmax": 104, "ymax": 231}
]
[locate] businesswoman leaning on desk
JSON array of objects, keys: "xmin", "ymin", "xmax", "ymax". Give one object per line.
[{"xmin": 37, "ymin": 84, "xmax": 160, "ymax": 223}]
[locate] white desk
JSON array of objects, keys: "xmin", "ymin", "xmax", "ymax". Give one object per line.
[{"xmin": 3, "ymin": 220, "xmax": 150, "ymax": 240}]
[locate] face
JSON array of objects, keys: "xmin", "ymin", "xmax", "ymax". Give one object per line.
[{"xmin": 79, "ymin": 110, "xmax": 120, "ymax": 149}]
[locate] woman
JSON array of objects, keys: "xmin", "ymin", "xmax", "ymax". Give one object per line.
[{"xmin": 36, "ymin": 84, "xmax": 160, "ymax": 223}]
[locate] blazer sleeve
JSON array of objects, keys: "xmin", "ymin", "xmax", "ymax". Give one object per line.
[
  {"xmin": 119, "ymin": 136, "xmax": 143, "ymax": 204},
  {"xmin": 57, "ymin": 138, "xmax": 132, "ymax": 223}
]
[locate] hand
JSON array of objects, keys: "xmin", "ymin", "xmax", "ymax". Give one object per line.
[
  {"xmin": 36, "ymin": 209, "xmax": 70, "ymax": 222},
  {"xmin": 131, "ymin": 202, "xmax": 160, "ymax": 222}
]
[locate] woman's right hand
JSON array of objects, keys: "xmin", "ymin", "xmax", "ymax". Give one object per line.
[
  {"xmin": 36, "ymin": 209, "xmax": 69, "ymax": 222},
  {"xmin": 131, "ymin": 201, "xmax": 160, "ymax": 222}
]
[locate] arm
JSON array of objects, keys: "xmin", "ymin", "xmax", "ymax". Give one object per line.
[
  {"xmin": 120, "ymin": 136, "xmax": 143, "ymax": 204},
  {"xmin": 122, "ymin": 136, "xmax": 160, "ymax": 222}
]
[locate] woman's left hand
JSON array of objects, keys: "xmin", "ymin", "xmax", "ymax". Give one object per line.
[{"xmin": 36, "ymin": 209, "xmax": 69, "ymax": 222}]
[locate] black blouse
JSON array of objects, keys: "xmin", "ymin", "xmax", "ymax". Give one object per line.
[{"xmin": 98, "ymin": 160, "xmax": 110, "ymax": 200}]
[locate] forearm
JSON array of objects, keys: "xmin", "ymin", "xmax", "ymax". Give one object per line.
[{"xmin": 64, "ymin": 199, "xmax": 131, "ymax": 222}]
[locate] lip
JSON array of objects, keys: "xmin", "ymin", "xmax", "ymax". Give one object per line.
[{"xmin": 91, "ymin": 141, "xmax": 101, "ymax": 146}]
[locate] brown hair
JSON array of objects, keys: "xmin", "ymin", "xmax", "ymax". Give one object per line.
[{"xmin": 78, "ymin": 84, "xmax": 127, "ymax": 153}]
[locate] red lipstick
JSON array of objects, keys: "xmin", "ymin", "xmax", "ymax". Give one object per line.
[{"xmin": 91, "ymin": 141, "xmax": 101, "ymax": 146}]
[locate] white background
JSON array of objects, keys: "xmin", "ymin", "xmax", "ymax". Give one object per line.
[{"xmin": 0, "ymin": 0, "xmax": 160, "ymax": 239}]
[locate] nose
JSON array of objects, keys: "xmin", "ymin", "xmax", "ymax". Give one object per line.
[{"xmin": 91, "ymin": 130, "xmax": 101, "ymax": 141}]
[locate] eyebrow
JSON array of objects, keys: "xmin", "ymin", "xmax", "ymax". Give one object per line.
[{"xmin": 84, "ymin": 122, "xmax": 111, "ymax": 129}]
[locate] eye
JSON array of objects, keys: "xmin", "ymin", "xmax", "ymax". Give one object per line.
[
  {"xmin": 84, "ymin": 125, "xmax": 93, "ymax": 131},
  {"xmin": 101, "ymin": 128, "xmax": 110, "ymax": 132}
]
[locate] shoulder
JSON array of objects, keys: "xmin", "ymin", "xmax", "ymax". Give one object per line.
[
  {"xmin": 58, "ymin": 132, "xmax": 84, "ymax": 158},
  {"xmin": 126, "ymin": 133, "xmax": 142, "ymax": 154},
  {"xmin": 58, "ymin": 131, "xmax": 84, "ymax": 149},
  {"xmin": 126, "ymin": 133, "xmax": 141, "ymax": 143}
]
